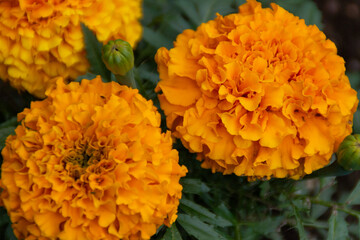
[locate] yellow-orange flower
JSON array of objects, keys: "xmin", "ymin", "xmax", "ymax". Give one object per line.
[
  {"xmin": 155, "ymin": 0, "xmax": 358, "ymax": 179},
  {"xmin": 0, "ymin": 0, "xmax": 142, "ymax": 98},
  {"xmin": 0, "ymin": 76, "xmax": 187, "ymax": 240}
]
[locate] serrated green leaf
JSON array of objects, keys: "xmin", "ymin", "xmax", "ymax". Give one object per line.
[
  {"xmin": 292, "ymin": 203, "xmax": 308, "ymax": 240},
  {"xmin": 81, "ymin": 23, "xmax": 111, "ymax": 81},
  {"xmin": 177, "ymin": 214, "xmax": 226, "ymax": 240},
  {"xmin": 327, "ymin": 211, "xmax": 349, "ymax": 240},
  {"xmin": 180, "ymin": 178, "xmax": 210, "ymax": 194},
  {"xmin": 162, "ymin": 224, "xmax": 182, "ymax": 240},
  {"xmin": 180, "ymin": 199, "xmax": 232, "ymax": 227}
]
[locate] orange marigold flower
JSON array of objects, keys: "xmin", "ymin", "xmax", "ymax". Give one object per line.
[
  {"xmin": 0, "ymin": 0, "xmax": 142, "ymax": 98},
  {"xmin": 155, "ymin": 0, "xmax": 358, "ymax": 179},
  {"xmin": 0, "ymin": 76, "xmax": 187, "ymax": 240}
]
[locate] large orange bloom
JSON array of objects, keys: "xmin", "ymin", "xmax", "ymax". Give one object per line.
[
  {"xmin": 155, "ymin": 0, "xmax": 358, "ymax": 179},
  {"xmin": 0, "ymin": 77, "xmax": 187, "ymax": 239},
  {"xmin": 0, "ymin": 0, "xmax": 142, "ymax": 98}
]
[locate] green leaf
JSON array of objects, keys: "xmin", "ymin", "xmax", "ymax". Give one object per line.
[
  {"xmin": 305, "ymin": 161, "xmax": 352, "ymax": 178},
  {"xmin": 174, "ymin": 0, "xmax": 201, "ymax": 27},
  {"xmin": 142, "ymin": 26, "xmax": 173, "ymax": 49},
  {"xmin": 75, "ymin": 72, "xmax": 99, "ymax": 82},
  {"xmin": 81, "ymin": 23, "xmax": 111, "ymax": 81},
  {"xmin": 180, "ymin": 178, "xmax": 210, "ymax": 194},
  {"xmin": 0, "ymin": 117, "xmax": 17, "ymax": 150},
  {"xmin": 297, "ymin": 1, "xmax": 323, "ymax": 28},
  {"xmin": 213, "ymin": 203, "xmax": 237, "ymax": 225},
  {"xmin": 162, "ymin": 224, "xmax": 182, "ymax": 240},
  {"xmin": 235, "ymin": 0, "xmax": 247, "ymax": 7},
  {"xmin": 137, "ymin": 65, "xmax": 159, "ymax": 84},
  {"xmin": 177, "ymin": 214, "xmax": 227, "ymax": 240},
  {"xmin": 348, "ymin": 72, "xmax": 360, "ymax": 90},
  {"xmin": 358, "ymin": 216, "xmax": 360, "ymax": 239},
  {"xmin": 174, "ymin": 0, "xmax": 235, "ymax": 28},
  {"xmin": 292, "ymin": 202, "xmax": 308, "ymax": 240},
  {"xmin": 240, "ymin": 216, "xmax": 285, "ymax": 240},
  {"xmin": 353, "ymin": 110, "xmax": 360, "ymax": 134},
  {"xmin": 167, "ymin": 14, "xmax": 193, "ymax": 33},
  {"xmin": 180, "ymin": 199, "xmax": 232, "ymax": 227},
  {"xmin": 0, "ymin": 117, "xmax": 17, "ymax": 128},
  {"xmin": 274, "ymin": 0, "xmax": 323, "ymax": 29},
  {"xmin": 0, "ymin": 208, "xmax": 10, "ymax": 228},
  {"xmin": 5, "ymin": 224, "xmax": 17, "ymax": 240},
  {"xmin": 327, "ymin": 211, "xmax": 349, "ymax": 240},
  {"xmin": 344, "ymin": 180, "xmax": 360, "ymax": 205},
  {"xmin": 311, "ymin": 203, "xmax": 328, "ymax": 220}
]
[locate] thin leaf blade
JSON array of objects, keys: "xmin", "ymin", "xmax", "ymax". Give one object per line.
[
  {"xmin": 162, "ymin": 224, "xmax": 182, "ymax": 240},
  {"xmin": 177, "ymin": 214, "xmax": 226, "ymax": 240},
  {"xmin": 81, "ymin": 23, "xmax": 111, "ymax": 81},
  {"xmin": 327, "ymin": 211, "xmax": 349, "ymax": 240},
  {"xmin": 180, "ymin": 178, "xmax": 210, "ymax": 194},
  {"xmin": 292, "ymin": 203, "xmax": 308, "ymax": 240},
  {"xmin": 180, "ymin": 199, "xmax": 232, "ymax": 227}
]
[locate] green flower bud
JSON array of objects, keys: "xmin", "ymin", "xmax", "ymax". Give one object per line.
[
  {"xmin": 102, "ymin": 39, "xmax": 134, "ymax": 76},
  {"xmin": 336, "ymin": 134, "xmax": 360, "ymax": 171}
]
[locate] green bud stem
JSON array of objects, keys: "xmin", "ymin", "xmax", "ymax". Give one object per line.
[{"xmin": 114, "ymin": 68, "xmax": 137, "ymax": 89}]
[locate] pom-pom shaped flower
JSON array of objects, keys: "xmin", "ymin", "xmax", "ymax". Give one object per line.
[
  {"xmin": 0, "ymin": 77, "xmax": 187, "ymax": 239},
  {"xmin": 0, "ymin": 0, "xmax": 142, "ymax": 98},
  {"xmin": 155, "ymin": 0, "xmax": 358, "ymax": 179}
]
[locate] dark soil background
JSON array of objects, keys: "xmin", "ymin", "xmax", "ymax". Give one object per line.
[{"xmin": 314, "ymin": 0, "xmax": 360, "ymax": 72}]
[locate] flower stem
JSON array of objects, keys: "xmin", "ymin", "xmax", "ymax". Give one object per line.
[
  {"xmin": 114, "ymin": 68, "xmax": 137, "ymax": 89},
  {"xmin": 235, "ymin": 223, "xmax": 241, "ymax": 240},
  {"xmin": 310, "ymin": 198, "xmax": 360, "ymax": 217}
]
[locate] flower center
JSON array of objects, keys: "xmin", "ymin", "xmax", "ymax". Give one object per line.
[{"xmin": 63, "ymin": 141, "xmax": 107, "ymax": 180}]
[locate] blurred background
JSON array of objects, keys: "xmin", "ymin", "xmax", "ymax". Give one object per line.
[{"xmin": 314, "ymin": 0, "xmax": 360, "ymax": 73}]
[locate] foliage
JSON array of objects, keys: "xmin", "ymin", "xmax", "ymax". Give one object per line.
[{"xmin": 0, "ymin": 0, "xmax": 360, "ymax": 239}]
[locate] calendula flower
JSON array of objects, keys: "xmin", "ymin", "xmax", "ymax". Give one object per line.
[
  {"xmin": 155, "ymin": 0, "xmax": 358, "ymax": 179},
  {"xmin": 0, "ymin": 0, "xmax": 142, "ymax": 98},
  {"xmin": 0, "ymin": 76, "xmax": 187, "ymax": 240}
]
